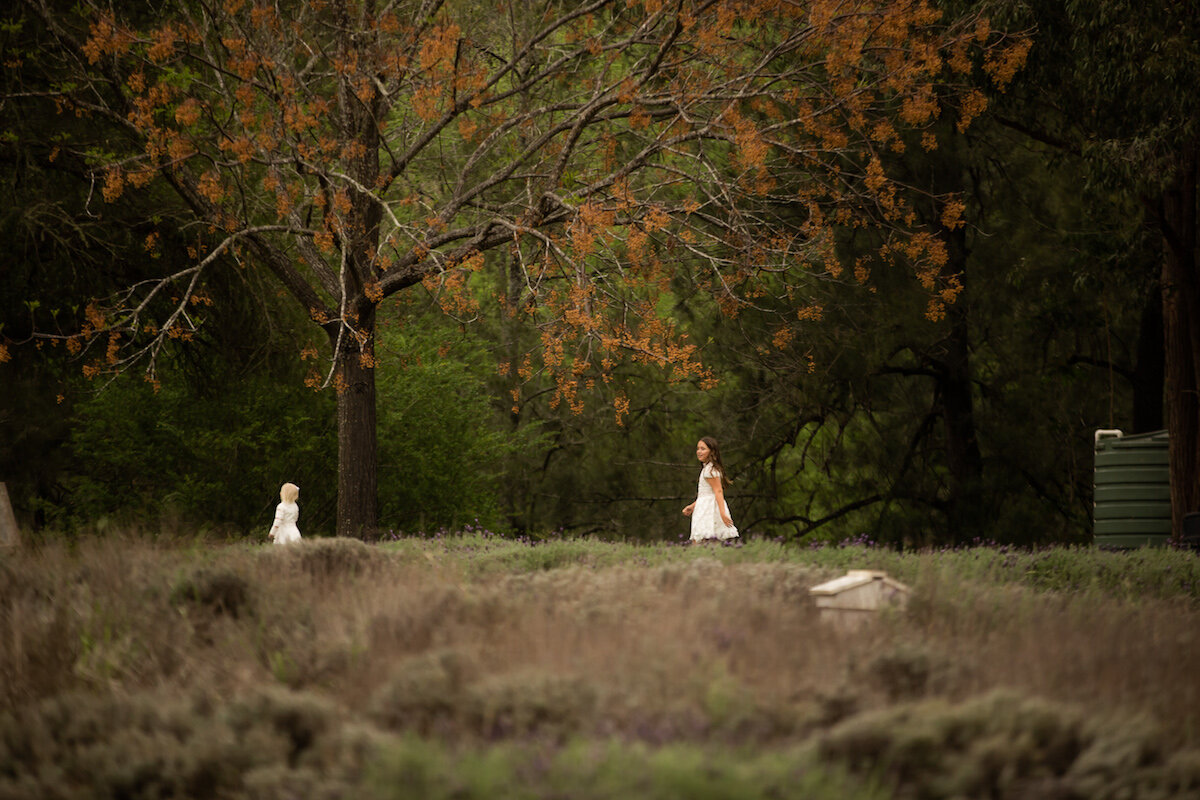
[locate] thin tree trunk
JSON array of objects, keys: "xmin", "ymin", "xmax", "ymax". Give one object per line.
[
  {"xmin": 335, "ymin": 305, "xmax": 378, "ymax": 539},
  {"xmin": 942, "ymin": 310, "xmax": 983, "ymax": 486},
  {"xmin": 936, "ymin": 207, "xmax": 983, "ymax": 542},
  {"xmin": 940, "ymin": 283, "xmax": 984, "ymax": 542},
  {"xmin": 1132, "ymin": 279, "xmax": 1164, "ymax": 433},
  {"xmin": 501, "ymin": 252, "xmax": 530, "ymax": 534},
  {"xmin": 1160, "ymin": 142, "xmax": 1200, "ymax": 540},
  {"xmin": 901, "ymin": 130, "xmax": 985, "ymax": 543}
]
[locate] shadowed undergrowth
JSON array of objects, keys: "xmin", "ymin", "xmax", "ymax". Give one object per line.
[{"xmin": 1, "ymin": 533, "xmax": 1198, "ymax": 798}]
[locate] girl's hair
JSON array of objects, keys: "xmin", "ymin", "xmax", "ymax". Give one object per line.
[
  {"xmin": 700, "ymin": 436, "xmax": 731, "ymax": 489},
  {"xmin": 280, "ymin": 482, "xmax": 300, "ymax": 504}
]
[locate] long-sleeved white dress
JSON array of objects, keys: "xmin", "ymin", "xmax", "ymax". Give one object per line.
[
  {"xmin": 269, "ymin": 501, "xmax": 302, "ymax": 545},
  {"xmin": 690, "ymin": 463, "xmax": 739, "ymax": 541}
]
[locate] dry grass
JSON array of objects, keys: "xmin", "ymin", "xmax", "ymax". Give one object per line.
[{"xmin": 2, "ymin": 533, "xmax": 1199, "ymax": 798}]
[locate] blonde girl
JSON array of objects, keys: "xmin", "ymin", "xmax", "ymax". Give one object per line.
[{"xmin": 268, "ymin": 482, "xmax": 302, "ymax": 545}]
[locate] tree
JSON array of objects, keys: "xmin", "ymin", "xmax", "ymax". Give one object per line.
[
  {"xmin": 669, "ymin": 103, "xmax": 1155, "ymax": 546},
  {"xmin": 11, "ymin": 0, "xmax": 1027, "ymax": 537},
  {"xmin": 990, "ymin": 0, "xmax": 1199, "ymax": 539}
]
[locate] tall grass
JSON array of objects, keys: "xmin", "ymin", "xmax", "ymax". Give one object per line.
[{"xmin": 2, "ymin": 532, "xmax": 1198, "ymax": 798}]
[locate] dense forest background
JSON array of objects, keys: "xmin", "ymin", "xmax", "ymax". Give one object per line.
[{"xmin": 1, "ymin": 0, "xmax": 1192, "ymax": 546}]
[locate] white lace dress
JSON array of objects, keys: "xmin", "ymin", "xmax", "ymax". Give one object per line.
[
  {"xmin": 690, "ymin": 463, "xmax": 739, "ymax": 542},
  {"xmin": 269, "ymin": 501, "xmax": 302, "ymax": 545}
]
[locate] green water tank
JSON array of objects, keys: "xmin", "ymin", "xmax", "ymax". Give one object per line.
[{"xmin": 1093, "ymin": 429, "xmax": 1170, "ymax": 548}]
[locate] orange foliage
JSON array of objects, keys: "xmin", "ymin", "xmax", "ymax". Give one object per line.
[
  {"xmin": 418, "ymin": 24, "xmax": 460, "ymax": 72},
  {"xmin": 313, "ymin": 230, "xmax": 334, "ymax": 254},
  {"xmin": 940, "ymin": 198, "xmax": 966, "ymax": 231},
  {"xmin": 957, "ymin": 89, "xmax": 989, "ymax": 132},
  {"xmin": 364, "ymin": 281, "xmax": 384, "ymax": 304},
  {"xmin": 82, "ymin": 15, "xmax": 132, "ymax": 64},
  {"xmin": 457, "ymin": 115, "xmax": 478, "ymax": 141},
  {"xmin": 985, "ymin": 38, "xmax": 1033, "ymax": 90},
  {"xmin": 102, "ymin": 168, "xmax": 125, "ymax": 202},
  {"xmin": 613, "ymin": 393, "xmax": 630, "ymax": 426},
  {"xmin": 411, "ymin": 84, "xmax": 442, "ymax": 121},
  {"xmin": 196, "ymin": 171, "xmax": 224, "ymax": 203},
  {"xmin": 173, "ymin": 98, "xmax": 201, "ymax": 126},
  {"xmin": 797, "ymin": 305, "xmax": 824, "ymax": 322}
]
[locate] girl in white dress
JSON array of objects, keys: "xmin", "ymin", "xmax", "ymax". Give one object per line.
[
  {"xmin": 682, "ymin": 437, "xmax": 739, "ymax": 543},
  {"xmin": 267, "ymin": 482, "xmax": 302, "ymax": 545}
]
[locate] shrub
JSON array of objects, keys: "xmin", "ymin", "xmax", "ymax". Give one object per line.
[
  {"xmin": 0, "ymin": 691, "xmax": 247, "ymax": 799},
  {"xmin": 815, "ymin": 690, "xmax": 1200, "ymax": 799},
  {"xmin": 224, "ymin": 687, "xmax": 339, "ymax": 765},
  {"xmin": 812, "ymin": 685, "xmax": 862, "ymax": 728},
  {"xmin": 0, "ymin": 565, "xmax": 79, "ymax": 706},
  {"xmin": 0, "ymin": 688, "xmax": 383, "ymax": 800},
  {"xmin": 364, "ymin": 737, "xmax": 888, "ymax": 800},
  {"xmin": 263, "ymin": 537, "xmax": 381, "ymax": 581},
  {"xmin": 467, "ymin": 672, "xmax": 597, "ymax": 740},
  {"xmin": 368, "ymin": 651, "xmax": 597, "ymax": 742},
  {"xmin": 170, "ymin": 566, "xmax": 254, "ymax": 619},
  {"xmin": 865, "ymin": 643, "xmax": 944, "ymax": 702},
  {"xmin": 368, "ymin": 649, "xmax": 480, "ymax": 737}
]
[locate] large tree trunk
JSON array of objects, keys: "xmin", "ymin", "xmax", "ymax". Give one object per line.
[
  {"xmin": 334, "ymin": 305, "xmax": 378, "ymax": 539},
  {"xmin": 328, "ymin": 1, "xmax": 385, "ymax": 540},
  {"xmin": 1159, "ymin": 142, "xmax": 1200, "ymax": 540}
]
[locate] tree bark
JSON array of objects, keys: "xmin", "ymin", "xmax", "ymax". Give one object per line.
[
  {"xmin": 1159, "ymin": 142, "xmax": 1200, "ymax": 540},
  {"xmin": 501, "ymin": 253, "xmax": 530, "ymax": 534},
  {"xmin": 334, "ymin": 305, "xmax": 378, "ymax": 539},
  {"xmin": 939, "ymin": 276, "xmax": 984, "ymax": 542},
  {"xmin": 942, "ymin": 309, "xmax": 983, "ymax": 489}
]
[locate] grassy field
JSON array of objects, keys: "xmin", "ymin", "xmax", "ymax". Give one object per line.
[{"xmin": 2, "ymin": 532, "xmax": 1199, "ymax": 799}]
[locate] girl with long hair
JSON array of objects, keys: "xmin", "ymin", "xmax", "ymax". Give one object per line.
[{"xmin": 682, "ymin": 437, "xmax": 738, "ymax": 543}]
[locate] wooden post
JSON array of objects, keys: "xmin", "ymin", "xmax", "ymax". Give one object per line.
[{"xmin": 0, "ymin": 482, "xmax": 20, "ymax": 548}]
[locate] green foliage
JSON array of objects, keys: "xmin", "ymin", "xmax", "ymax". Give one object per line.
[
  {"xmin": 0, "ymin": 42, "xmax": 196, "ymax": 529},
  {"xmin": 1002, "ymin": 0, "xmax": 1200, "ymax": 190},
  {"xmin": 375, "ymin": 316, "xmax": 544, "ymax": 533},
  {"xmin": 60, "ymin": 373, "xmax": 337, "ymax": 534},
  {"xmin": 366, "ymin": 738, "xmax": 886, "ymax": 800},
  {"xmin": 381, "ymin": 533, "xmax": 1200, "ymax": 604}
]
